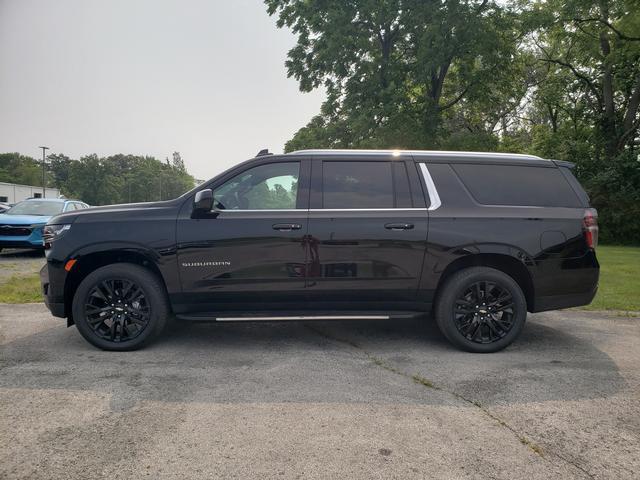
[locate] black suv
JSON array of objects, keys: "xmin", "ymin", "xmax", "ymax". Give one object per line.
[{"xmin": 40, "ymin": 149, "xmax": 599, "ymax": 352}]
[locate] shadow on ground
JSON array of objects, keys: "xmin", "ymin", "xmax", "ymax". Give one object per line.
[{"xmin": 0, "ymin": 312, "xmax": 626, "ymax": 411}]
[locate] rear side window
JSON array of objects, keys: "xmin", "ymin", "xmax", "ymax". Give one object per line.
[
  {"xmin": 452, "ymin": 164, "xmax": 582, "ymax": 207},
  {"xmin": 393, "ymin": 162, "xmax": 413, "ymax": 208},
  {"xmin": 322, "ymin": 161, "xmax": 394, "ymax": 208},
  {"xmin": 559, "ymin": 166, "xmax": 590, "ymax": 206}
]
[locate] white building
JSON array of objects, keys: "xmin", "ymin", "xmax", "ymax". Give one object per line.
[{"xmin": 0, "ymin": 182, "xmax": 61, "ymax": 204}]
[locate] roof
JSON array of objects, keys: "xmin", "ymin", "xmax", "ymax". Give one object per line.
[
  {"xmin": 22, "ymin": 197, "xmax": 68, "ymax": 203},
  {"xmin": 288, "ymin": 149, "xmax": 548, "ymax": 164}
]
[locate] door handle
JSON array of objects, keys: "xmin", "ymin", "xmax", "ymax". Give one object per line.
[
  {"xmin": 384, "ymin": 223, "xmax": 414, "ymax": 231},
  {"xmin": 272, "ymin": 223, "xmax": 302, "ymax": 231}
]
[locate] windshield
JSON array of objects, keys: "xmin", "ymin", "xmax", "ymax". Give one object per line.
[{"xmin": 6, "ymin": 201, "xmax": 65, "ymax": 216}]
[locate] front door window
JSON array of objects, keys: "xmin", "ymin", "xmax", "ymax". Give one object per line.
[{"xmin": 213, "ymin": 162, "xmax": 300, "ymax": 210}]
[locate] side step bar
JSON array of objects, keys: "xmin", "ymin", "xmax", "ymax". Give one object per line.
[
  {"xmin": 175, "ymin": 311, "xmax": 422, "ymax": 322},
  {"xmin": 216, "ymin": 315, "xmax": 389, "ymax": 322}
]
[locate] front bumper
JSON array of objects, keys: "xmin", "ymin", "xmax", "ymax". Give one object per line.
[
  {"xmin": 40, "ymin": 263, "xmax": 67, "ymax": 318},
  {"xmin": 0, "ymin": 227, "xmax": 45, "ymax": 249}
]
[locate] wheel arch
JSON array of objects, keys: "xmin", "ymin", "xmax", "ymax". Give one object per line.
[
  {"xmin": 64, "ymin": 249, "xmax": 170, "ymax": 325},
  {"xmin": 434, "ymin": 253, "xmax": 535, "ymax": 312}
]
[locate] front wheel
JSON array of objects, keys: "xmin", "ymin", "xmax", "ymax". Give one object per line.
[
  {"xmin": 434, "ymin": 267, "xmax": 527, "ymax": 353},
  {"xmin": 72, "ymin": 263, "xmax": 169, "ymax": 351}
]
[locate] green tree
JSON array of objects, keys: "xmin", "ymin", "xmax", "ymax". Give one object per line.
[
  {"xmin": 266, "ymin": 0, "xmax": 522, "ymax": 150},
  {"xmin": 2, "ymin": 152, "xmax": 198, "ymax": 206},
  {"xmin": 0, "ymin": 153, "xmax": 44, "ymax": 186},
  {"xmin": 530, "ymin": 0, "xmax": 640, "ymax": 162}
]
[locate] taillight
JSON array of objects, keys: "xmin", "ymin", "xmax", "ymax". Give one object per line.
[{"xmin": 582, "ymin": 208, "xmax": 598, "ymax": 249}]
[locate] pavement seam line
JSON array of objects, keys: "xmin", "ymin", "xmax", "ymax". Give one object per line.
[
  {"xmin": 307, "ymin": 326, "xmax": 558, "ymax": 451},
  {"xmin": 307, "ymin": 325, "xmax": 598, "ymax": 479}
]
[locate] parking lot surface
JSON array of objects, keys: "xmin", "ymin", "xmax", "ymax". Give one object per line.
[{"xmin": 1, "ymin": 304, "xmax": 638, "ymax": 479}]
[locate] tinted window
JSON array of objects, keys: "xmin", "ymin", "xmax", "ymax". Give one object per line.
[
  {"xmin": 213, "ymin": 162, "xmax": 299, "ymax": 210},
  {"xmin": 559, "ymin": 166, "xmax": 590, "ymax": 206},
  {"xmin": 322, "ymin": 161, "xmax": 394, "ymax": 208},
  {"xmin": 393, "ymin": 162, "xmax": 412, "ymax": 208},
  {"xmin": 452, "ymin": 164, "xmax": 582, "ymax": 207}
]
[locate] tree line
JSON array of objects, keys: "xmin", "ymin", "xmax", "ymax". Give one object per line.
[
  {"xmin": 0, "ymin": 151, "xmax": 195, "ymax": 206},
  {"xmin": 266, "ymin": 0, "xmax": 640, "ymax": 244}
]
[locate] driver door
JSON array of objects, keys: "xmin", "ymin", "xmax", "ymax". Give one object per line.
[{"xmin": 176, "ymin": 158, "xmax": 310, "ymax": 312}]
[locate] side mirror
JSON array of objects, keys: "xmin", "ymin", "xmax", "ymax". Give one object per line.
[{"xmin": 192, "ymin": 189, "xmax": 214, "ymax": 218}]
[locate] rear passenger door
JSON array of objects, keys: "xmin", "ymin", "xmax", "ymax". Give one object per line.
[{"xmin": 305, "ymin": 155, "xmax": 429, "ymax": 307}]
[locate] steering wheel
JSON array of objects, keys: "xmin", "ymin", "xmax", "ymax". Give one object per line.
[{"xmin": 217, "ymin": 192, "xmax": 241, "ymax": 210}]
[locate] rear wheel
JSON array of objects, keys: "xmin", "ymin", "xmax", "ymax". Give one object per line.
[
  {"xmin": 72, "ymin": 263, "xmax": 169, "ymax": 351},
  {"xmin": 434, "ymin": 267, "xmax": 527, "ymax": 353}
]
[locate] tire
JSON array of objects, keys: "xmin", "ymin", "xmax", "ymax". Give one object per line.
[
  {"xmin": 434, "ymin": 267, "xmax": 527, "ymax": 353},
  {"xmin": 72, "ymin": 263, "xmax": 169, "ymax": 351}
]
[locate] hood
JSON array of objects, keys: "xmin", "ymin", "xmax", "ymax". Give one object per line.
[
  {"xmin": 47, "ymin": 199, "xmax": 178, "ymax": 225},
  {"xmin": 0, "ymin": 213, "xmax": 51, "ymax": 225}
]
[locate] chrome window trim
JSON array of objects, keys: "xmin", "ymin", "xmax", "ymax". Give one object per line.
[
  {"xmin": 215, "ymin": 208, "xmax": 429, "ymax": 213},
  {"xmin": 309, "ymin": 208, "xmax": 427, "ymax": 212},
  {"xmin": 419, "ymin": 163, "xmax": 442, "ymax": 211},
  {"xmin": 214, "ymin": 209, "xmax": 305, "ymax": 213}
]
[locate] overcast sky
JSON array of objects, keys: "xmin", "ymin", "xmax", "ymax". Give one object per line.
[{"xmin": 0, "ymin": 0, "xmax": 324, "ymax": 180}]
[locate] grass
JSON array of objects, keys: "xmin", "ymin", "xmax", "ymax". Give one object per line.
[
  {"xmin": 0, "ymin": 274, "xmax": 42, "ymax": 303},
  {"xmin": 582, "ymin": 245, "xmax": 640, "ymax": 312},
  {"xmin": 0, "ymin": 246, "xmax": 637, "ymax": 311}
]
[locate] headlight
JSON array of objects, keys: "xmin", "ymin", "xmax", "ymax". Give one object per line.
[{"xmin": 43, "ymin": 224, "xmax": 71, "ymax": 247}]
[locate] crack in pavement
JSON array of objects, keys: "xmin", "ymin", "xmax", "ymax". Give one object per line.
[{"xmin": 306, "ymin": 325, "xmax": 596, "ymax": 480}]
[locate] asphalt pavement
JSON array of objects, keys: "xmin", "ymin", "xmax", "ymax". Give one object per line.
[{"xmin": 1, "ymin": 303, "xmax": 638, "ymax": 479}]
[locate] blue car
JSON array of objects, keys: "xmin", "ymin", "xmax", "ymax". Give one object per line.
[{"xmin": 0, "ymin": 198, "xmax": 89, "ymax": 251}]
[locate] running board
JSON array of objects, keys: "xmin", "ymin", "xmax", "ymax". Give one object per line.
[
  {"xmin": 175, "ymin": 311, "xmax": 422, "ymax": 322},
  {"xmin": 217, "ymin": 315, "xmax": 389, "ymax": 322}
]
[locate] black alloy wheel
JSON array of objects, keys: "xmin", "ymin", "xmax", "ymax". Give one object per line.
[
  {"xmin": 453, "ymin": 281, "xmax": 515, "ymax": 344},
  {"xmin": 84, "ymin": 278, "xmax": 151, "ymax": 343},
  {"xmin": 434, "ymin": 267, "xmax": 527, "ymax": 353},
  {"xmin": 72, "ymin": 263, "xmax": 169, "ymax": 351}
]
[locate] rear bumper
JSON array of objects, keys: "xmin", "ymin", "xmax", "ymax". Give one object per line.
[
  {"xmin": 532, "ymin": 286, "xmax": 598, "ymax": 312},
  {"xmin": 531, "ymin": 250, "xmax": 599, "ymax": 312}
]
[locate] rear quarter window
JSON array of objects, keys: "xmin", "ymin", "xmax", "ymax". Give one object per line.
[
  {"xmin": 558, "ymin": 166, "xmax": 590, "ymax": 207},
  {"xmin": 452, "ymin": 163, "xmax": 582, "ymax": 207}
]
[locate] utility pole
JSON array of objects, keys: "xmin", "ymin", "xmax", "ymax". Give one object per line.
[{"xmin": 39, "ymin": 146, "xmax": 49, "ymax": 198}]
